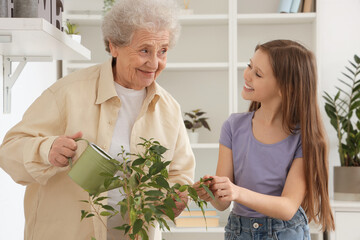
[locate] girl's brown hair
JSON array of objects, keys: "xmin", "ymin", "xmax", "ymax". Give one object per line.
[{"xmin": 249, "ymin": 40, "xmax": 335, "ymax": 231}]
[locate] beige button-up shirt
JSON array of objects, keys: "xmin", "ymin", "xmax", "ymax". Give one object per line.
[{"xmin": 0, "ymin": 59, "xmax": 195, "ymax": 240}]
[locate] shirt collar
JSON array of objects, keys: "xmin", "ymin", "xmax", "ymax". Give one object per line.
[{"xmin": 95, "ymin": 58, "xmax": 161, "ymax": 111}]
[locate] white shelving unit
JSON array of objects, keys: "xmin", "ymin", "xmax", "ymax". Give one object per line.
[
  {"xmin": 0, "ymin": 17, "xmax": 91, "ymax": 113},
  {"xmin": 62, "ymin": 0, "xmax": 319, "ymax": 239},
  {"xmin": 329, "ymin": 200, "xmax": 360, "ymax": 240}
]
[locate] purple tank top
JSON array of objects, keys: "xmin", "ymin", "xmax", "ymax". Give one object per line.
[{"xmin": 219, "ymin": 112, "xmax": 302, "ymax": 217}]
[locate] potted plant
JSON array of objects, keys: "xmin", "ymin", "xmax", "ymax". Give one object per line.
[
  {"xmin": 103, "ymin": 0, "xmax": 116, "ymax": 15},
  {"xmin": 323, "ymin": 54, "xmax": 360, "ymax": 200},
  {"xmin": 180, "ymin": 0, "xmax": 194, "ymax": 15},
  {"xmin": 80, "ymin": 138, "xmax": 214, "ymax": 240},
  {"xmin": 65, "ymin": 20, "xmax": 81, "ymax": 43},
  {"xmin": 184, "ymin": 109, "xmax": 211, "ymax": 144}
]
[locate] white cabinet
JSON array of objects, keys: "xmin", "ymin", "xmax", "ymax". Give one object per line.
[
  {"xmin": 62, "ymin": 0, "xmax": 317, "ymax": 238},
  {"xmin": 329, "ymin": 200, "xmax": 360, "ymax": 240}
]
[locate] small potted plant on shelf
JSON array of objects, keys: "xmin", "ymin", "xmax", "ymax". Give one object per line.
[
  {"xmin": 184, "ymin": 109, "xmax": 211, "ymax": 144},
  {"xmin": 323, "ymin": 54, "xmax": 360, "ymax": 200},
  {"xmin": 180, "ymin": 0, "xmax": 194, "ymax": 15},
  {"xmin": 79, "ymin": 138, "xmax": 214, "ymax": 240},
  {"xmin": 103, "ymin": 0, "xmax": 116, "ymax": 15},
  {"xmin": 65, "ymin": 20, "xmax": 81, "ymax": 43}
]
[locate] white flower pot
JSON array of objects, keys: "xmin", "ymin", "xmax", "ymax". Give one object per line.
[
  {"xmin": 188, "ymin": 132, "xmax": 199, "ymax": 144},
  {"xmin": 180, "ymin": 9, "xmax": 194, "ymax": 15},
  {"xmin": 69, "ymin": 34, "xmax": 81, "ymax": 43}
]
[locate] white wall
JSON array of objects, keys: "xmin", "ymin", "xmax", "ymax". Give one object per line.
[
  {"xmin": 317, "ymin": 0, "xmax": 360, "ymax": 199},
  {"xmin": 0, "ymin": 59, "xmax": 56, "ymax": 240}
]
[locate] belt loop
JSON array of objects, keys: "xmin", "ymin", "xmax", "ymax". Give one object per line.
[{"xmin": 267, "ymin": 218, "xmax": 272, "ymax": 238}]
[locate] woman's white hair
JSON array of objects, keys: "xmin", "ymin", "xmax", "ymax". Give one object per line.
[{"xmin": 102, "ymin": 0, "xmax": 181, "ymax": 52}]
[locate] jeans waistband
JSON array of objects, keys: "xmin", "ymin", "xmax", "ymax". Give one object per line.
[{"xmin": 228, "ymin": 207, "xmax": 308, "ymax": 237}]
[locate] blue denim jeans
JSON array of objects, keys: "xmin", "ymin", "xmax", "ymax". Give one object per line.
[{"xmin": 225, "ymin": 207, "xmax": 311, "ymax": 240}]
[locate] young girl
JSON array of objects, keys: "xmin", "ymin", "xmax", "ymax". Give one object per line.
[{"xmin": 195, "ymin": 39, "xmax": 335, "ymax": 239}]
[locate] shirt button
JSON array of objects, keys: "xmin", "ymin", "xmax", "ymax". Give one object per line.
[{"xmin": 253, "ymin": 222, "xmax": 259, "ymax": 229}]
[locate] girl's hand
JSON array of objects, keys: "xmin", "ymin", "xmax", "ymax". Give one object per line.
[
  {"xmin": 210, "ymin": 176, "xmax": 239, "ymax": 202},
  {"xmin": 193, "ymin": 175, "xmax": 214, "ymax": 202}
]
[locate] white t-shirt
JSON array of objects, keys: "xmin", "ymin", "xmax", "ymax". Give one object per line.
[{"xmin": 107, "ymin": 82, "xmax": 146, "ymax": 239}]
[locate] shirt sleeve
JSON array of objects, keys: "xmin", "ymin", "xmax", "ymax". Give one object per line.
[
  {"xmin": 0, "ymin": 89, "xmax": 65, "ymax": 186},
  {"xmin": 294, "ymin": 134, "xmax": 303, "ymax": 159},
  {"xmin": 219, "ymin": 115, "xmax": 233, "ymax": 149}
]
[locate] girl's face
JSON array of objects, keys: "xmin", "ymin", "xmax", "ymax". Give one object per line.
[
  {"xmin": 242, "ymin": 49, "xmax": 281, "ymax": 104},
  {"xmin": 109, "ymin": 29, "xmax": 170, "ymax": 90}
]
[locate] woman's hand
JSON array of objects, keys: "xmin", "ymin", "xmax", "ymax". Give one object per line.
[
  {"xmin": 48, "ymin": 131, "xmax": 83, "ymax": 167},
  {"xmin": 210, "ymin": 176, "xmax": 239, "ymax": 202},
  {"xmin": 193, "ymin": 175, "xmax": 214, "ymax": 202}
]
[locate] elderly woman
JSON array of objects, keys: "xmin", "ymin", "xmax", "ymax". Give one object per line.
[{"xmin": 0, "ymin": 0, "xmax": 194, "ymax": 240}]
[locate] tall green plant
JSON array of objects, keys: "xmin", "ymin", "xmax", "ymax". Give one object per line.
[
  {"xmin": 323, "ymin": 54, "xmax": 360, "ymax": 166},
  {"xmin": 80, "ymin": 138, "xmax": 214, "ymax": 240}
]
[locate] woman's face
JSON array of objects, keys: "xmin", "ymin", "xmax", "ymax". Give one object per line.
[
  {"xmin": 109, "ymin": 29, "xmax": 170, "ymax": 90},
  {"xmin": 242, "ymin": 49, "xmax": 281, "ymax": 104}
]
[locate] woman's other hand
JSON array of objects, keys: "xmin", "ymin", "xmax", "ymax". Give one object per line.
[{"xmin": 48, "ymin": 131, "xmax": 83, "ymax": 167}]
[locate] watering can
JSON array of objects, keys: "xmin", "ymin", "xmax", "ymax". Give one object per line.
[{"xmin": 68, "ymin": 139, "xmax": 123, "ymax": 195}]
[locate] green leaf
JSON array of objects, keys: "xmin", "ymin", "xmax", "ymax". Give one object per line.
[
  {"xmin": 130, "ymin": 207, "xmax": 137, "ymax": 225},
  {"xmin": 200, "ymin": 184, "xmax": 216, "ymax": 200},
  {"xmin": 149, "ymin": 162, "xmax": 166, "ymax": 175},
  {"xmin": 178, "ymin": 185, "xmax": 188, "ymax": 192},
  {"xmin": 155, "ymin": 176, "xmax": 170, "ymax": 189},
  {"xmin": 164, "ymin": 197, "xmax": 176, "ymax": 209},
  {"xmin": 142, "ymin": 208, "xmax": 153, "ymax": 223},
  {"xmin": 145, "ymin": 190, "xmax": 164, "ymax": 197},
  {"xmin": 81, "ymin": 210, "xmax": 88, "ymax": 221},
  {"xmin": 164, "ymin": 206, "xmax": 175, "ymax": 221},
  {"xmin": 102, "ymin": 205, "xmax": 115, "ymax": 211},
  {"xmin": 150, "ymin": 145, "xmax": 168, "ymax": 155},
  {"xmin": 100, "ymin": 211, "xmax": 111, "ymax": 216},
  {"xmin": 132, "ymin": 157, "xmax": 146, "ymax": 166},
  {"xmin": 139, "ymin": 228, "xmax": 149, "ymax": 240},
  {"xmin": 132, "ymin": 219, "xmax": 144, "ymax": 234},
  {"xmin": 91, "ymin": 237, "xmax": 97, "ymax": 240}
]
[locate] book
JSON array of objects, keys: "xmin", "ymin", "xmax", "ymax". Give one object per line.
[
  {"xmin": 302, "ymin": 0, "xmax": 315, "ymax": 12},
  {"xmin": 179, "ymin": 209, "xmax": 217, "ymax": 217},
  {"xmin": 175, "ymin": 216, "xmax": 220, "ymax": 227},
  {"xmin": 290, "ymin": 0, "xmax": 302, "ymax": 13},
  {"xmin": 278, "ymin": 0, "xmax": 292, "ymax": 13}
]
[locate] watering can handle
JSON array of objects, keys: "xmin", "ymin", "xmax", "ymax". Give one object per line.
[{"xmin": 68, "ymin": 138, "xmax": 89, "ymax": 168}]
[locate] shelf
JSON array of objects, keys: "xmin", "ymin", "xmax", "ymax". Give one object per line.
[
  {"xmin": 166, "ymin": 62, "xmax": 228, "ymax": 71},
  {"xmin": 65, "ymin": 62, "xmax": 229, "ymax": 72},
  {"xmin": 180, "ymin": 14, "xmax": 228, "ymax": 25},
  {"xmin": 165, "ymin": 227, "xmax": 224, "ymax": 233},
  {"xmin": 191, "ymin": 143, "xmax": 219, "ymax": 149},
  {"xmin": 0, "ymin": 18, "xmax": 91, "ymax": 60},
  {"xmin": 64, "ymin": 13, "xmax": 228, "ymax": 26},
  {"xmin": 0, "ymin": 18, "xmax": 91, "ymax": 113},
  {"xmin": 237, "ymin": 13, "xmax": 316, "ymax": 25},
  {"xmin": 237, "ymin": 62, "xmax": 248, "ymax": 69}
]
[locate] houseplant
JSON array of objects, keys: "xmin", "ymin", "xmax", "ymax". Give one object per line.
[
  {"xmin": 65, "ymin": 20, "xmax": 81, "ymax": 43},
  {"xmin": 323, "ymin": 54, "xmax": 360, "ymax": 200},
  {"xmin": 103, "ymin": 0, "xmax": 116, "ymax": 14},
  {"xmin": 80, "ymin": 138, "xmax": 214, "ymax": 240},
  {"xmin": 181, "ymin": 0, "xmax": 194, "ymax": 15},
  {"xmin": 184, "ymin": 109, "xmax": 211, "ymax": 143}
]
